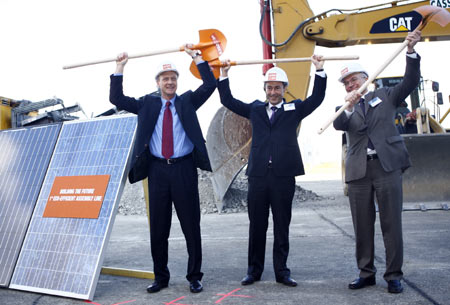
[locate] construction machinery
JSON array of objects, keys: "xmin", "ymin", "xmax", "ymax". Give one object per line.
[
  {"xmin": 207, "ymin": 0, "xmax": 450, "ymax": 207},
  {"xmin": 0, "ymin": 96, "xmax": 83, "ymax": 129}
]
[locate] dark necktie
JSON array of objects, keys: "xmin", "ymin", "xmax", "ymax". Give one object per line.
[
  {"xmin": 269, "ymin": 106, "xmax": 278, "ymax": 163},
  {"xmin": 358, "ymin": 98, "xmax": 366, "ymax": 115},
  {"xmin": 162, "ymin": 101, "xmax": 174, "ymax": 159},
  {"xmin": 270, "ymin": 106, "xmax": 277, "ymax": 124},
  {"xmin": 359, "ymin": 99, "xmax": 375, "ymax": 150}
]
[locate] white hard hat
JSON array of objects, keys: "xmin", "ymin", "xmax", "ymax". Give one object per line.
[
  {"xmin": 155, "ymin": 61, "xmax": 179, "ymax": 80},
  {"xmin": 338, "ymin": 62, "xmax": 368, "ymax": 83},
  {"xmin": 264, "ymin": 67, "xmax": 289, "ymax": 86}
]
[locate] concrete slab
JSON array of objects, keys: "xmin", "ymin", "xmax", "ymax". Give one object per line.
[{"xmin": 1, "ymin": 179, "xmax": 449, "ymax": 305}]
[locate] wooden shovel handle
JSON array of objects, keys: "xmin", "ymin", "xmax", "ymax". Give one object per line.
[
  {"xmin": 63, "ymin": 47, "xmax": 183, "ymax": 70},
  {"xmin": 232, "ymin": 55, "xmax": 359, "ymax": 66},
  {"xmin": 62, "ymin": 42, "xmax": 217, "ymax": 70}
]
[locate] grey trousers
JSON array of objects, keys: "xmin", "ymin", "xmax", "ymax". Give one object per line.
[{"xmin": 347, "ymin": 158, "xmax": 403, "ymax": 281}]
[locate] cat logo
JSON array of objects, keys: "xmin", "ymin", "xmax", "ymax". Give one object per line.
[
  {"xmin": 389, "ymin": 17, "xmax": 413, "ymax": 31},
  {"xmin": 370, "ymin": 11, "xmax": 422, "ymax": 34}
]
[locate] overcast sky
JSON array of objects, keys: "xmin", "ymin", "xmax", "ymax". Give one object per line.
[{"xmin": 2, "ymin": 0, "xmax": 449, "ymax": 167}]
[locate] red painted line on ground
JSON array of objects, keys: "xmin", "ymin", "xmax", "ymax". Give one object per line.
[
  {"xmin": 215, "ymin": 288, "xmax": 254, "ymax": 304},
  {"xmin": 163, "ymin": 296, "xmax": 193, "ymax": 305}
]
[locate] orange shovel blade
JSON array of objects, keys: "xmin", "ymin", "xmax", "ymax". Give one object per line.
[
  {"xmin": 190, "ymin": 60, "xmax": 221, "ymax": 79},
  {"xmin": 197, "ymin": 29, "xmax": 227, "ymax": 61},
  {"xmin": 414, "ymin": 5, "xmax": 450, "ymax": 27}
]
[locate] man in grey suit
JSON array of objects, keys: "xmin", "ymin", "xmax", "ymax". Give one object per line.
[{"xmin": 333, "ymin": 29, "xmax": 421, "ymax": 294}]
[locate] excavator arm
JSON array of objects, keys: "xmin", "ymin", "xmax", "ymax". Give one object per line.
[
  {"xmin": 267, "ymin": 0, "xmax": 450, "ymax": 100},
  {"xmin": 303, "ymin": 1, "xmax": 450, "ymax": 47}
]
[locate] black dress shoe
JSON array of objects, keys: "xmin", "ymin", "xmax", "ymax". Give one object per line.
[
  {"xmin": 241, "ymin": 275, "xmax": 260, "ymax": 286},
  {"xmin": 276, "ymin": 276, "xmax": 297, "ymax": 287},
  {"xmin": 147, "ymin": 281, "xmax": 168, "ymax": 293},
  {"xmin": 190, "ymin": 280, "xmax": 203, "ymax": 293},
  {"xmin": 348, "ymin": 276, "xmax": 376, "ymax": 289},
  {"xmin": 387, "ymin": 280, "xmax": 403, "ymax": 293}
]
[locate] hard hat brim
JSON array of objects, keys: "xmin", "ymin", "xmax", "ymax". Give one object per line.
[{"xmin": 338, "ymin": 71, "xmax": 368, "ymax": 83}]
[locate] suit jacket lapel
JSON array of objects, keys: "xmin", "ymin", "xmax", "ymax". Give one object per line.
[
  {"xmin": 173, "ymin": 95, "xmax": 183, "ymax": 125},
  {"xmin": 363, "ymin": 92, "xmax": 374, "ymax": 117},
  {"xmin": 257, "ymin": 103, "xmax": 271, "ymax": 126},
  {"xmin": 149, "ymin": 97, "xmax": 162, "ymax": 126}
]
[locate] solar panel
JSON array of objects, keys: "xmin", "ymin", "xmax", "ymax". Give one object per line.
[
  {"xmin": 10, "ymin": 115, "xmax": 137, "ymax": 300},
  {"xmin": 0, "ymin": 124, "xmax": 61, "ymax": 287}
]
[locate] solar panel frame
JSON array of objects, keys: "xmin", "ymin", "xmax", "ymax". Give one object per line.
[
  {"xmin": 9, "ymin": 114, "xmax": 137, "ymax": 300},
  {"xmin": 0, "ymin": 124, "xmax": 61, "ymax": 287}
]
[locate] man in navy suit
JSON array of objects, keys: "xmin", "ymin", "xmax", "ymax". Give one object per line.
[
  {"xmin": 218, "ymin": 57, "xmax": 326, "ymax": 286},
  {"xmin": 109, "ymin": 44, "xmax": 216, "ymax": 293}
]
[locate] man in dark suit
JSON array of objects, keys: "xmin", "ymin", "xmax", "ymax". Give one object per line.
[
  {"xmin": 109, "ymin": 45, "xmax": 216, "ymax": 293},
  {"xmin": 333, "ymin": 29, "xmax": 421, "ymax": 294},
  {"xmin": 218, "ymin": 56, "xmax": 326, "ymax": 287}
]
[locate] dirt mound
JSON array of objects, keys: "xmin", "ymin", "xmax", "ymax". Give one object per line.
[{"xmin": 118, "ymin": 169, "xmax": 323, "ymax": 215}]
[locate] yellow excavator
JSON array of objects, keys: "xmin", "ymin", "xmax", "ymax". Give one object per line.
[{"xmin": 207, "ymin": 0, "xmax": 450, "ymax": 208}]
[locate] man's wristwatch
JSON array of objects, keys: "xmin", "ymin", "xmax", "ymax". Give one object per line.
[{"xmin": 192, "ymin": 52, "xmax": 200, "ymax": 59}]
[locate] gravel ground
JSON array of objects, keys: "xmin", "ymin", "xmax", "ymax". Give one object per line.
[{"xmin": 118, "ymin": 168, "xmax": 327, "ymax": 216}]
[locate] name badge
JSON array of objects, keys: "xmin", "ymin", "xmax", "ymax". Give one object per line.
[
  {"xmin": 368, "ymin": 97, "xmax": 382, "ymax": 107},
  {"xmin": 283, "ymin": 103, "xmax": 295, "ymax": 111}
]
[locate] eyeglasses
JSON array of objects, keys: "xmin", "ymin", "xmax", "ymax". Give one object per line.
[{"xmin": 343, "ymin": 75, "xmax": 364, "ymax": 87}]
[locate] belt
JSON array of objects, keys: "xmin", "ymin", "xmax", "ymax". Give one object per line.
[
  {"xmin": 367, "ymin": 154, "xmax": 378, "ymax": 161},
  {"xmin": 268, "ymin": 160, "xmax": 273, "ymax": 168},
  {"xmin": 151, "ymin": 153, "xmax": 192, "ymax": 165}
]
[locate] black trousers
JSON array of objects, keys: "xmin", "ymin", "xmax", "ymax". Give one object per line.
[
  {"xmin": 147, "ymin": 155, "xmax": 202, "ymax": 284},
  {"xmin": 247, "ymin": 169, "xmax": 295, "ymax": 280},
  {"xmin": 347, "ymin": 158, "xmax": 403, "ymax": 281}
]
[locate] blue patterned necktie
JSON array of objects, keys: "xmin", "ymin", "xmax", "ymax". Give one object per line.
[
  {"xmin": 359, "ymin": 99, "xmax": 375, "ymax": 150},
  {"xmin": 270, "ymin": 106, "xmax": 277, "ymax": 124}
]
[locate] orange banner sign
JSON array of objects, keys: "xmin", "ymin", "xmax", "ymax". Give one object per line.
[{"xmin": 43, "ymin": 175, "xmax": 110, "ymax": 219}]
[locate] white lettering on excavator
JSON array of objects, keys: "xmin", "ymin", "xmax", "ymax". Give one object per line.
[{"xmin": 389, "ymin": 17, "xmax": 413, "ymax": 31}]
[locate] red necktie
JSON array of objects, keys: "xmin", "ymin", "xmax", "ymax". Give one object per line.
[{"xmin": 162, "ymin": 101, "xmax": 174, "ymax": 159}]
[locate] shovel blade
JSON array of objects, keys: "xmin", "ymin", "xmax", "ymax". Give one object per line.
[
  {"xmin": 198, "ymin": 29, "xmax": 227, "ymax": 61},
  {"xmin": 414, "ymin": 5, "xmax": 450, "ymax": 27},
  {"xmin": 190, "ymin": 60, "xmax": 221, "ymax": 79}
]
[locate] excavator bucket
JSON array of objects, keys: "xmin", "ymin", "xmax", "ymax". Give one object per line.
[
  {"xmin": 402, "ymin": 133, "xmax": 450, "ymax": 203},
  {"xmin": 206, "ymin": 107, "xmax": 252, "ymax": 211}
]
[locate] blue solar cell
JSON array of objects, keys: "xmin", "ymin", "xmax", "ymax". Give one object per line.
[
  {"xmin": 10, "ymin": 115, "xmax": 137, "ymax": 300},
  {"xmin": 0, "ymin": 124, "xmax": 61, "ymax": 287}
]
